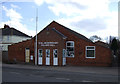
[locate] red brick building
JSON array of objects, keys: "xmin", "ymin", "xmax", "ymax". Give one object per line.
[{"xmin": 8, "ymin": 21, "xmax": 112, "ymax": 66}]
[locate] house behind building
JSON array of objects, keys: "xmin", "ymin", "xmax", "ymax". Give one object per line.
[{"xmin": 0, "ymin": 24, "xmax": 31, "ymax": 62}]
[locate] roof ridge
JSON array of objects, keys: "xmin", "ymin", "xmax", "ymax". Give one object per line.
[
  {"xmin": 11, "ymin": 27, "xmax": 31, "ymax": 37},
  {"xmin": 1, "ymin": 26, "xmax": 31, "ymax": 38}
]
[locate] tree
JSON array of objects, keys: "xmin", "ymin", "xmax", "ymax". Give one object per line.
[
  {"xmin": 110, "ymin": 38, "xmax": 119, "ymax": 55},
  {"xmin": 89, "ymin": 35, "xmax": 102, "ymax": 42}
]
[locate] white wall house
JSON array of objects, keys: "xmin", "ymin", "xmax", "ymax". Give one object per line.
[
  {"xmin": 0, "ymin": 24, "xmax": 31, "ymax": 62},
  {"xmin": 1, "ymin": 35, "xmax": 31, "ymax": 51}
]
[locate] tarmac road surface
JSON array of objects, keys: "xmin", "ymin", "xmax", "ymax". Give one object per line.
[{"xmin": 2, "ymin": 64, "xmax": 119, "ymax": 82}]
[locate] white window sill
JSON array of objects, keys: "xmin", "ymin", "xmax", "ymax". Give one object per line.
[
  {"xmin": 66, "ymin": 56, "xmax": 74, "ymax": 58},
  {"xmin": 86, "ymin": 57, "xmax": 95, "ymax": 58}
]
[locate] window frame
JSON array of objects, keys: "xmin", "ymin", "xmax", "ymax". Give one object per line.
[
  {"xmin": 85, "ymin": 46, "xmax": 95, "ymax": 58},
  {"xmin": 46, "ymin": 49, "xmax": 50, "ymax": 57},
  {"xmin": 66, "ymin": 41, "xmax": 74, "ymax": 57},
  {"xmin": 38, "ymin": 49, "xmax": 43, "ymax": 57},
  {"xmin": 53, "ymin": 49, "xmax": 58, "ymax": 58}
]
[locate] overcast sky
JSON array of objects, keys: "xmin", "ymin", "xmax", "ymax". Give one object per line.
[{"xmin": 0, "ymin": 0, "xmax": 118, "ymax": 42}]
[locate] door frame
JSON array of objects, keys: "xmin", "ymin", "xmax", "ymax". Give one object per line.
[
  {"xmin": 25, "ymin": 48, "xmax": 30, "ymax": 63},
  {"xmin": 53, "ymin": 49, "xmax": 58, "ymax": 65},
  {"xmin": 46, "ymin": 49, "xmax": 50, "ymax": 65},
  {"xmin": 63, "ymin": 49, "xmax": 66, "ymax": 65},
  {"xmin": 38, "ymin": 49, "xmax": 43, "ymax": 65}
]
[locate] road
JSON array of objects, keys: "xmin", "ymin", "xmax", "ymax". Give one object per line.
[{"xmin": 2, "ymin": 66, "xmax": 118, "ymax": 82}]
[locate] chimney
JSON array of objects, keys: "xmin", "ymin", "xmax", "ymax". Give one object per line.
[{"xmin": 4, "ymin": 24, "xmax": 10, "ymax": 28}]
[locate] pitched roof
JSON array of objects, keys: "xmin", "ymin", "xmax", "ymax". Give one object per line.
[
  {"xmin": 95, "ymin": 40, "xmax": 109, "ymax": 48},
  {"xmin": 0, "ymin": 25, "xmax": 31, "ymax": 38},
  {"xmin": 50, "ymin": 21, "xmax": 92, "ymax": 42}
]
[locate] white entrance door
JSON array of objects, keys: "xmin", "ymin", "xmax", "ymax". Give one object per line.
[
  {"xmin": 53, "ymin": 49, "xmax": 58, "ymax": 65},
  {"xmin": 38, "ymin": 49, "xmax": 42, "ymax": 65},
  {"xmin": 63, "ymin": 49, "xmax": 66, "ymax": 65},
  {"xmin": 46, "ymin": 49, "xmax": 50, "ymax": 65},
  {"xmin": 25, "ymin": 48, "xmax": 30, "ymax": 63}
]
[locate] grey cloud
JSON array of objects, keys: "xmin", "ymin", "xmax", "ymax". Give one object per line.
[{"xmin": 71, "ymin": 18, "xmax": 107, "ymax": 32}]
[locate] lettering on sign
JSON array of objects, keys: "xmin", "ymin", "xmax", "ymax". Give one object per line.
[{"xmin": 38, "ymin": 42, "xmax": 58, "ymax": 46}]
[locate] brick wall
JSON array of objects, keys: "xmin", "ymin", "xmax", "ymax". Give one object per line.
[
  {"xmin": 46, "ymin": 21, "xmax": 112, "ymax": 66},
  {"xmin": 37, "ymin": 28, "xmax": 66, "ymax": 66},
  {"xmin": 8, "ymin": 39, "xmax": 34, "ymax": 63},
  {"xmin": 8, "ymin": 21, "xmax": 112, "ymax": 66}
]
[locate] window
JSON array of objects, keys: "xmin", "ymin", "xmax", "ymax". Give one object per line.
[
  {"xmin": 86, "ymin": 46, "xmax": 95, "ymax": 58},
  {"xmin": 7, "ymin": 36, "xmax": 10, "ymax": 41},
  {"xmin": 66, "ymin": 41, "xmax": 74, "ymax": 57},
  {"xmin": 53, "ymin": 49, "xmax": 58, "ymax": 58},
  {"xmin": 38, "ymin": 49, "xmax": 42, "ymax": 57},
  {"xmin": 46, "ymin": 49, "xmax": 50, "ymax": 57}
]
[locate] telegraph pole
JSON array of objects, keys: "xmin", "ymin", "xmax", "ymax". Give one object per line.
[{"xmin": 35, "ymin": 8, "xmax": 38, "ymax": 65}]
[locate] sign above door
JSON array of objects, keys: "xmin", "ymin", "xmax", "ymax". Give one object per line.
[{"xmin": 38, "ymin": 42, "xmax": 58, "ymax": 46}]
